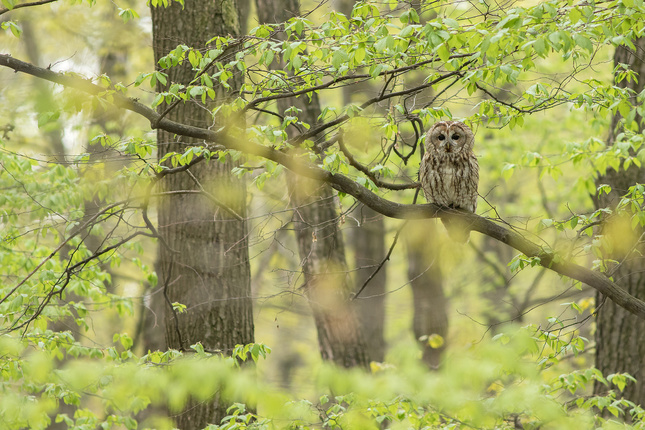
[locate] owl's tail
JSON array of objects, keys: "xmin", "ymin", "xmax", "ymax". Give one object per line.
[{"xmin": 440, "ymin": 217, "xmax": 470, "ymax": 243}]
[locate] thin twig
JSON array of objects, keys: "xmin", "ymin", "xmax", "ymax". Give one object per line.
[
  {"xmin": 184, "ymin": 169, "xmax": 244, "ymax": 220},
  {"xmin": 0, "ymin": 201, "xmax": 126, "ymax": 307},
  {"xmin": 338, "ymin": 134, "xmax": 418, "ymax": 190},
  {"xmin": 292, "ymin": 65, "xmax": 472, "ymax": 146},
  {"xmin": 352, "ymin": 221, "xmax": 407, "ymax": 300}
]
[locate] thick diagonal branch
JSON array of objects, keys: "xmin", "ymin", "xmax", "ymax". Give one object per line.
[{"xmin": 2, "ymin": 54, "xmax": 645, "ymax": 319}]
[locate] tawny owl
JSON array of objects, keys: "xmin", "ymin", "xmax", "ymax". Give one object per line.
[{"xmin": 419, "ymin": 121, "xmax": 479, "ymax": 242}]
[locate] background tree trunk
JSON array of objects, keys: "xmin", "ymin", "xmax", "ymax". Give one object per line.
[
  {"xmin": 336, "ymin": 0, "xmax": 447, "ymax": 368},
  {"xmin": 20, "ymin": 20, "xmax": 66, "ymax": 160},
  {"xmin": 350, "ymin": 204, "xmax": 387, "ymax": 363},
  {"xmin": 255, "ymin": 0, "xmax": 370, "ymax": 368},
  {"xmin": 404, "ymin": 220, "xmax": 448, "ymax": 368},
  {"xmin": 593, "ymin": 38, "xmax": 645, "ymax": 404},
  {"xmin": 404, "ymin": 1, "xmax": 448, "ymax": 369},
  {"xmin": 151, "ymin": 2, "xmax": 254, "ymax": 427},
  {"xmin": 288, "ymin": 176, "xmax": 370, "ymax": 367},
  {"xmin": 335, "ymin": 0, "xmax": 388, "ymax": 363},
  {"xmin": 24, "ymin": 14, "xmax": 131, "ymax": 428}
]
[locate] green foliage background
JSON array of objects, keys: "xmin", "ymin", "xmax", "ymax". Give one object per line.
[{"xmin": 2, "ymin": 0, "xmax": 645, "ymax": 428}]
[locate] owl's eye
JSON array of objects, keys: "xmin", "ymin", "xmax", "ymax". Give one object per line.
[
  {"xmin": 452, "ymin": 134, "xmax": 460, "ymax": 140},
  {"xmin": 437, "ymin": 135, "xmax": 445, "ymax": 141}
]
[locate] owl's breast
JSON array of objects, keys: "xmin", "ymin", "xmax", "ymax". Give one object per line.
[
  {"xmin": 437, "ymin": 163, "xmax": 458, "ymax": 200},
  {"xmin": 421, "ymin": 153, "xmax": 474, "ymax": 210}
]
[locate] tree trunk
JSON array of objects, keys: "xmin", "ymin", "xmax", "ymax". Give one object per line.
[
  {"xmin": 335, "ymin": 0, "xmax": 446, "ymax": 368},
  {"xmin": 593, "ymin": 38, "xmax": 645, "ymax": 404},
  {"xmin": 21, "ymin": 20, "xmax": 66, "ymax": 160},
  {"xmin": 404, "ymin": 220, "xmax": 448, "ymax": 368},
  {"xmin": 350, "ymin": 204, "xmax": 387, "ymax": 363},
  {"xmin": 289, "ymin": 176, "xmax": 370, "ymax": 367},
  {"xmin": 335, "ymin": 0, "xmax": 388, "ymax": 362},
  {"xmin": 27, "ymin": 17, "xmax": 130, "ymax": 428},
  {"xmin": 403, "ymin": 1, "xmax": 447, "ymax": 369},
  {"xmin": 151, "ymin": 2, "xmax": 254, "ymax": 427},
  {"xmin": 255, "ymin": 0, "xmax": 370, "ymax": 368}
]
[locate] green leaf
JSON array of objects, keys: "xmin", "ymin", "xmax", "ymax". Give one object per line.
[
  {"xmin": 375, "ymin": 35, "xmax": 393, "ymax": 52},
  {"xmin": 443, "ymin": 18, "xmax": 459, "ymax": 29},
  {"xmin": 172, "ymin": 302, "xmax": 187, "ymax": 313},
  {"xmin": 437, "ymin": 44, "xmax": 450, "ymax": 63},
  {"xmin": 618, "ymin": 100, "xmax": 632, "ymax": 119},
  {"xmin": 331, "ymin": 48, "xmax": 349, "ymax": 69},
  {"xmin": 264, "ymin": 50, "xmax": 274, "ymax": 66},
  {"xmin": 155, "ymin": 71, "xmax": 168, "ymax": 86},
  {"xmin": 189, "ymin": 86, "xmax": 204, "ymax": 97},
  {"xmin": 533, "ymin": 38, "xmax": 547, "ymax": 56},
  {"xmin": 501, "ymin": 163, "xmax": 515, "ymax": 181},
  {"xmin": 569, "ymin": 7, "xmax": 582, "ymax": 23},
  {"xmin": 354, "ymin": 45, "xmax": 365, "ymax": 63},
  {"xmin": 118, "ymin": 8, "xmax": 140, "ymax": 23},
  {"xmin": 539, "ymin": 219, "xmax": 553, "ymax": 230},
  {"xmin": 2, "ymin": 21, "xmax": 22, "ymax": 37},
  {"xmin": 573, "ymin": 34, "xmax": 593, "ymax": 52},
  {"xmin": 399, "ymin": 25, "xmax": 414, "ymax": 38}
]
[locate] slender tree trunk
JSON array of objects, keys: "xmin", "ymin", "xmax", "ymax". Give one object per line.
[
  {"xmin": 403, "ymin": 2, "xmax": 448, "ymax": 368},
  {"xmin": 26, "ymin": 16, "xmax": 130, "ymax": 428},
  {"xmin": 335, "ymin": 0, "xmax": 387, "ymax": 365},
  {"xmin": 404, "ymin": 220, "xmax": 448, "ymax": 368},
  {"xmin": 336, "ymin": 0, "xmax": 388, "ymax": 361},
  {"xmin": 337, "ymin": 0, "xmax": 447, "ymax": 367},
  {"xmin": 593, "ymin": 38, "xmax": 645, "ymax": 404},
  {"xmin": 238, "ymin": 0, "xmax": 251, "ymax": 34},
  {"xmin": 25, "ymin": 16, "xmax": 76, "ymax": 429},
  {"xmin": 255, "ymin": 0, "xmax": 370, "ymax": 368},
  {"xmin": 288, "ymin": 177, "xmax": 370, "ymax": 367},
  {"xmin": 350, "ymin": 204, "xmax": 387, "ymax": 363},
  {"xmin": 151, "ymin": 2, "xmax": 254, "ymax": 427},
  {"xmin": 21, "ymin": 20, "xmax": 66, "ymax": 160}
]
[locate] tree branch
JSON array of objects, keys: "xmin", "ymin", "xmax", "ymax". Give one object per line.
[
  {"xmin": 3, "ymin": 54, "xmax": 645, "ymax": 319},
  {"xmin": 0, "ymin": 0, "xmax": 57, "ymax": 16},
  {"xmin": 241, "ymin": 52, "xmax": 476, "ymax": 114},
  {"xmin": 352, "ymin": 221, "xmax": 406, "ymax": 300},
  {"xmin": 338, "ymin": 134, "xmax": 418, "ymax": 190},
  {"xmin": 292, "ymin": 65, "xmax": 471, "ymax": 145}
]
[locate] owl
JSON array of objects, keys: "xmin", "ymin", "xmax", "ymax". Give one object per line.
[{"xmin": 419, "ymin": 121, "xmax": 479, "ymax": 242}]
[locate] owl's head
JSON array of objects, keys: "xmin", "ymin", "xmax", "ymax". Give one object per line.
[{"xmin": 425, "ymin": 121, "xmax": 474, "ymax": 155}]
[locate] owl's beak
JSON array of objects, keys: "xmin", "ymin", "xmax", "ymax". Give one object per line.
[{"xmin": 445, "ymin": 141, "xmax": 452, "ymax": 152}]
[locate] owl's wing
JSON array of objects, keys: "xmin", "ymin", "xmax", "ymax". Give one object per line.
[
  {"xmin": 466, "ymin": 155, "xmax": 479, "ymax": 212},
  {"xmin": 418, "ymin": 154, "xmax": 433, "ymax": 202}
]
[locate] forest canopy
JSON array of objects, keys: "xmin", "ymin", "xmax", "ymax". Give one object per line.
[{"xmin": 1, "ymin": 0, "xmax": 645, "ymax": 428}]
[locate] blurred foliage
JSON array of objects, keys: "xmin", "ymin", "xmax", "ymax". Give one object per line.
[{"xmin": 2, "ymin": 0, "xmax": 645, "ymax": 428}]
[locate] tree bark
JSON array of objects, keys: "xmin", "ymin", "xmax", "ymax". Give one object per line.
[
  {"xmin": 20, "ymin": 19, "xmax": 66, "ymax": 160},
  {"xmin": 289, "ymin": 176, "xmax": 370, "ymax": 367},
  {"xmin": 151, "ymin": 2, "xmax": 254, "ymax": 427},
  {"xmin": 255, "ymin": 0, "xmax": 370, "ymax": 368},
  {"xmin": 24, "ymin": 16, "xmax": 131, "ymax": 428},
  {"xmin": 404, "ymin": 220, "xmax": 448, "ymax": 368},
  {"xmin": 593, "ymin": 38, "xmax": 645, "ymax": 404},
  {"xmin": 351, "ymin": 204, "xmax": 387, "ymax": 363},
  {"xmin": 335, "ymin": 0, "xmax": 388, "ymax": 363}
]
